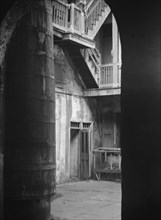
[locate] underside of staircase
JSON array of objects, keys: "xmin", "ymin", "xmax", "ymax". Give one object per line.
[{"xmin": 61, "ymin": 43, "xmax": 99, "ymax": 89}]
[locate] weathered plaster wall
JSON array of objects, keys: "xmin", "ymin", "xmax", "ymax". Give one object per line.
[
  {"xmin": 97, "ymin": 96, "xmax": 121, "ymax": 148},
  {"xmin": 54, "ymin": 45, "xmax": 101, "ymax": 183},
  {"xmin": 53, "ymin": 44, "xmax": 121, "ymax": 183}
]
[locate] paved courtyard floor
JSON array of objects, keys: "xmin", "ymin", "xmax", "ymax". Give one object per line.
[{"xmin": 51, "ymin": 180, "xmax": 121, "ymax": 220}]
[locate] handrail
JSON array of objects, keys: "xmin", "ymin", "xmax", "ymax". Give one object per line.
[
  {"xmin": 88, "ymin": 49, "xmax": 100, "ymax": 69},
  {"xmin": 81, "ymin": 47, "xmax": 101, "ymax": 73},
  {"xmin": 91, "ymin": 48, "xmax": 101, "ymax": 64},
  {"xmin": 88, "ymin": 49, "xmax": 100, "ymax": 72},
  {"xmin": 84, "ymin": 0, "xmax": 98, "ymax": 15},
  {"xmin": 84, "ymin": 0, "xmax": 93, "ymax": 9}
]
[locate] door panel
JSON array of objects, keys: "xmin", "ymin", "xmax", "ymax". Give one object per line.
[
  {"xmin": 80, "ymin": 130, "xmax": 89, "ymax": 179},
  {"xmin": 70, "ymin": 129, "xmax": 80, "ymax": 179}
]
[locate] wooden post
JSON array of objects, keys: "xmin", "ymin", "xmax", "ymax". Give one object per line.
[
  {"xmin": 69, "ymin": 3, "xmax": 75, "ymax": 32},
  {"xmin": 112, "ymin": 14, "xmax": 118, "ymax": 87},
  {"xmin": 80, "ymin": 10, "xmax": 85, "ymax": 34}
]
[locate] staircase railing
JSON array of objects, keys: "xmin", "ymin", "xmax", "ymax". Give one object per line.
[
  {"xmin": 84, "ymin": 0, "xmax": 107, "ymax": 34},
  {"xmin": 84, "ymin": 0, "xmax": 97, "ymax": 14},
  {"xmin": 88, "ymin": 49, "xmax": 101, "ymax": 72},
  {"xmin": 81, "ymin": 48, "xmax": 101, "ymax": 78},
  {"xmin": 100, "ymin": 63, "xmax": 121, "ymax": 88},
  {"xmin": 91, "ymin": 47, "xmax": 101, "ymax": 65}
]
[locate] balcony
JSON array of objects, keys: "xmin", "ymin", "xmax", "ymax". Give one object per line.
[
  {"xmin": 100, "ymin": 63, "xmax": 121, "ymax": 88},
  {"xmin": 83, "ymin": 63, "xmax": 121, "ymax": 97},
  {"xmin": 53, "ymin": 0, "xmax": 110, "ymax": 48}
]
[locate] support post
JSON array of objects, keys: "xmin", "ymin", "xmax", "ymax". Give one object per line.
[
  {"xmin": 112, "ymin": 14, "xmax": 118, "ymax": 87},
  {"xmin": 69, "ymin": 3, "xmax": 75, "ymax": 33}
]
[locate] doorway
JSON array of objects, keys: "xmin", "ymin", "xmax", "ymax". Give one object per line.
[{"xmin": 70, "ymin": 122, "xmax": 92, "ymax": 180}]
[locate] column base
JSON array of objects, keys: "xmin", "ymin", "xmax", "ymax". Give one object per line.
[{"xmin": 4, "ymin": 199, "xmax": 51, "ymax": 220}]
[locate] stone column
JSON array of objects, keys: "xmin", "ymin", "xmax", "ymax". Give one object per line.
[{"xmin": 4, "ymin": 1, "xmax": 55, "ymax": 220}]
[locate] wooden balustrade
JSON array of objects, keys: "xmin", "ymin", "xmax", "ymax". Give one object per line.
[
  {"xmin": 53, "ymin": 0, "xmax": 84, "ymax": 34},
  {"xmin": 100, "ymin": 63, "xmax": 121, "ymax": 88},
  {"xmin": 81, "ymin": 48, "xmax": 100, "ymax": 76},
  {"xmin": 53, "ymin": 0, "xmax": 69, "ymax": 31},
  {"xmin": 88, "ymin": 49, "xmax": 100, "ymax": 72},
  {"xmin": 81, "ymin": 48, "xmax": 121, "ymax": 88},
  {"xmin": 100, "ymin": 64, "xmax": 113, "ymax": 86},
  {"xmin": 53, "ymin": 0, "xmax": 107, "ymax": 37},
  {"xmin": 91, "ymin": 48, "xmax": 101, "ymax": 64}
]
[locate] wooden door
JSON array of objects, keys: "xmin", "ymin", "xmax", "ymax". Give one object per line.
[
  {"xmin": 70, "ymin": 129, "xmax": 80, "ymax": 179},
  {"xmin": 80, "ymin": 130, "xmax": 89, "ymax": 179}
]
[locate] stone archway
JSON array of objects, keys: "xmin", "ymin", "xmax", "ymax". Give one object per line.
[
  {"xmin": 105, "ymin": 1, "xmax": 161, "ymax": 220},
  {"xmin": 0, "ymin": 1, "xmax": 160, "ymax": 220}
]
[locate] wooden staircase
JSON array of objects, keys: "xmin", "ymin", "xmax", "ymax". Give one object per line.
[
  {"xmin": 84, "ymin": 0, "xmax": 111, "ymax": 39},
  {"xmin": 62, "ymin": 44, "xmax": 99, "ymax": 89},
  {"xmin": 80, "ymin": 48, "xmax": 101, "ymax": 85},
  {"xmin": 53, "ymin": 0, "xmax": 121, "ymax": 91}
]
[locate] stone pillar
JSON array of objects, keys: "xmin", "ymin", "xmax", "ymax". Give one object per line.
[{"xmin": 4, "ymin": 1, "xmax": 55, "ymax": 220}]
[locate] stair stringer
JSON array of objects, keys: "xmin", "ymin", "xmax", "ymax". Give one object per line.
[{"xmin": 80, "ymin": 52, "xmax": 99, "ymax": 85}]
